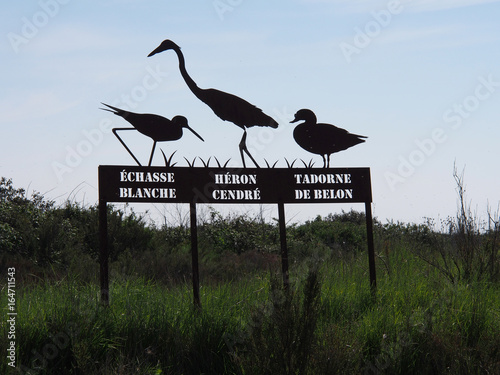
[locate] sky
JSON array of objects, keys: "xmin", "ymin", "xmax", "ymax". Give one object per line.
[{"xmin": 1, "ymin": 0, "xmax": 499, "ymax": 227}]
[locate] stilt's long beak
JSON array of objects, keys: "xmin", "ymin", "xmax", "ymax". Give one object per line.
[{"xmin": 187, "ymin": 126, "xmax": 204, "ymax": 142}]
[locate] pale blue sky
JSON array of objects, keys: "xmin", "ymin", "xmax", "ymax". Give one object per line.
[{"xmin": 1, "ymin": 0, "xmax": 499, "ymax": 225}]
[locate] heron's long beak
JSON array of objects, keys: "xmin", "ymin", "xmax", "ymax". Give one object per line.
[
  {"xmin": 147, "ymin": 47, "xmax": 161, "ymax": 57},
  {"xmin": 187, "ymin": 126, "xmax": 204, "ymax": 142},
  {"xmin": 147, "ymin": 42, "xmax": 166, "ymax": 57}
]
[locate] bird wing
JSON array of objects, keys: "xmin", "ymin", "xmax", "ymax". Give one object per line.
[
  {"xmin": 294, "ymin": 123, "xmax": 366, "ymax": 155},
  {"xmin": 101, "ymin": 103, "xmax": 182, "ymax": 140},
  {"xmin": 101, "ymin": 103, "xmax": 165, "ymax": 123},
  {"xmin": 201, "ymin": 89, "xmax": 279, "ymax": 129},
  {"xmin": 317, "ymin": 123, "xmax": 367, "ymax": 139}
]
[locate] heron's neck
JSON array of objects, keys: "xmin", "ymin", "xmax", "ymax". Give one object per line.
[{"xmin": 173, "ymin": 47, "xmax": 202, "ymax": 97}]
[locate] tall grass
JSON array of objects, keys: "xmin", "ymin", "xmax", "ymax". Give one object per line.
[
  {"xmin": 2, "ymin": 277, "xmax": 267, "ymax": 374},
  {"xmin": 2, "ymin": 175, "xmax": 499, "ymax": 374},
  {"xmin": 2, "ymin": 244, "xmax": 499, "ymax": 374}
]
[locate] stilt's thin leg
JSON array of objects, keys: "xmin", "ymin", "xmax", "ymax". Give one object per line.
[
  {"xmin": 148, "ymin": 141, "xmax": 157, "ymax": 167},
  {"xmin": 113, "ymin": 128, "xmax": 142, "ymax": 166},
  {"xmin": 239, "ymin": 130, "xmax": 260, "ymax": 168}
]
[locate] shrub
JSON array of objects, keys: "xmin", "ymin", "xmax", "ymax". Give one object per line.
[
  {"xmin": 237, "ymin": 268, "xmax": 322, "ymax": 375},
  {"xmin": 0, "ymin": 177, "xmax": 55, "ymax": 261},
  {"xmin": 199, "ymin": 208, "xmax": 278, "ymax": 255}
]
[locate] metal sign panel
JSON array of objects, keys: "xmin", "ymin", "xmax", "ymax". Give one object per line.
[{"xmin": 98, "ymin": 165, "xmax": 372, "ymax": 204}]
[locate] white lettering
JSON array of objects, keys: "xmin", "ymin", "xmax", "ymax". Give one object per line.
[
  {"xmin": 214, "ymin": 173, "xmax": 257, "ymax": 185},
  {"xmin": 212, "ymin": 188, "xmax": 261, "ymax": 200},
  {"xmin": 119, "ymin": 187, "xmax": 176, "ymax": 199},
  {"xmin": 119, "ymin": 171, "xmax": 173, "ymax": 183},
  {"xmin": 294, "ymin": 173, "xmax": 352, "ymax": 184},
  {"xmin": 295, "ymin": 189, "xmax": 311, "ymax": 199},
  {"xmin": 313, "ymin": 189, "xmax": 353, "ymax": 200}
]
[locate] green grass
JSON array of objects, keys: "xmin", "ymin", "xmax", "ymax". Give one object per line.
[
  {"xmin": 2, "ymin": 245, "xmax": 499, "ymax": 375},
  {"xmin": 2, "ymin": 276, "xmax": 268, "ymax": 374},
  {"xmin": 2, "ymin": 175, "xmax": 499, "ymax": 373}
]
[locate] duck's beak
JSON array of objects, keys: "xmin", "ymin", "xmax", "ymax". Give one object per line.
[
  {"xmin": 290, "ymin": 116, "xmax": 299, "ymax": 123},
  {"xmin": 187, "ymin": 126, "xmax": 204, "ymax": 142}
]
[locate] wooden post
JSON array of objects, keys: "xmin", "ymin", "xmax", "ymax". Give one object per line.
[
  {"xmin": 190, "ymin": 202, "xmax": 201, "ymax": 310},
  {"xmin": 365, "ymin": 201, "xmax": 377, "ymax": 296},
  {"xmin": 278, "ymin": 202, "xmax": 289, "ymax": 289},
  {"xmin": 99, "ymin": 198, "xmax": 109, "ymax": 306}
]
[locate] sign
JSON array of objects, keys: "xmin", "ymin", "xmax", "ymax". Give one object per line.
[
  {"xmin": 98, "ymin": 165, "xmax": 376, "ymax": 307},
  {"xmin": 98, "ymin": 39, "xmax": 375, "ymax": 307},
  {"xmin": 98, "ymin": 166, "xmax": 372, "ymax": 204}
]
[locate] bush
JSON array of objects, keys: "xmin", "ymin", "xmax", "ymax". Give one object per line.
[
  {"xmin": 287, "ymin": 210, "xmax": 369, "ymax": 265},
  {"xmin": 0, "ymin": 177, "xmax": 55, "ymax": 262},
  {"xmin": 0, "ymin": 178, "xmax": 157, "ymax": 281},
  {"xmin": 200, "ymin": 208, "xmax": 279, "ymax": 255},
  {"xmin": 395, "ymin": 166, "xmax": 500, "ymax": 284},
  {"xmin": 236, "ymin": 268, "xmax": 322, "ymax": 375}
]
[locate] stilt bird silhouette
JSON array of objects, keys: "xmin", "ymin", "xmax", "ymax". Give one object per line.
[
  {"xmin": 148, "ymin": 39, "xmax": 278, "ymax": 168},
  {"xmin": 101, "ymin": 103, "xmax": 204, "ymax": 166},
  {"xmin": 291, "ymin": 109, "xmax": 366, "ymax": 168}
]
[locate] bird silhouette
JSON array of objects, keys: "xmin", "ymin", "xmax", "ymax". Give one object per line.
[
  {"xmin": 290, "ymin": 109, "xmax": 367, "ymax": 168},
  {"xmin": 148, "ymin": 39, "xmax": 279, "ymax": 168},
  {"xmin": 101, "ymin": 103, "xmax": 204, "ymax": 166}
]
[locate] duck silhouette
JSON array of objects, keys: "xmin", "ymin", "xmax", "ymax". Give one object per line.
[
  {"xmin": 101, "ymin": 103, "xmax": 204, "ymax": 166},
  {"xmin": 291, "ymin": 109, "xmax": 367, "ymax": 168},
  {"xmin": 148, "ymin": 39, "xmax": 278, "ymax": 168}
]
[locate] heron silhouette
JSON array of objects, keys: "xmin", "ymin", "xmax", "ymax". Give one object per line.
[
  {"xmin": 290, "ymin": 109, "xmax": 366, "ymax": 168},
  {"xmin": 148, "ymin": 39, "xmax": 278, "ymax": 168},
  {"xmin": 101, "ymin": 103, "xmax": 204, "ymax": 166}
]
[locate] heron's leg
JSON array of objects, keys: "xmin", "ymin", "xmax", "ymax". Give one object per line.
[
  {"xmin": 113, "ymin": 128, "xmax": 142, "ymax": 166},
  {"xmin": 322, "ymin": 155, "xmax": 327, "ymax": 168},
  {"xmin": 239, "ymin": 130, "xmax": 260, "ymax": 168},
  {"xmin": 239, "ymin": 147, "xmax": 246, "ymax": 169},
  {"xmin": 148, "ymin": 141, "xmax": 157, "ymax": 167}
]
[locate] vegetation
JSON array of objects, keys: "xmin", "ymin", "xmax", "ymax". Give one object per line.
[{"xmin": 1, "ymin": 175, "xmax": 499, "ymax": 374}]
